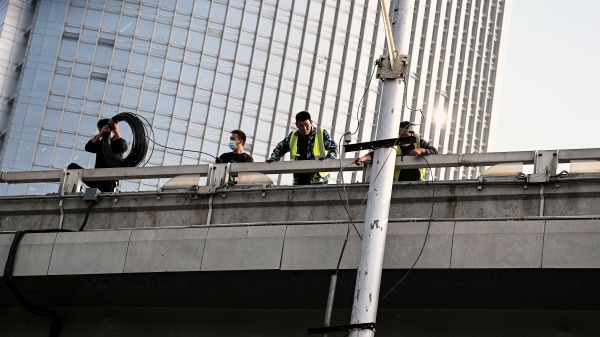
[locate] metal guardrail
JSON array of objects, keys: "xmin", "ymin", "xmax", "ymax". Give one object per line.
[{"xmin": 1, "ymin": 148, "xmax": 600, "ymax": 194}]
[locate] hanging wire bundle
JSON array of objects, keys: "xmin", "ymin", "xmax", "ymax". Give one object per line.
[{"xmin": 102, "ymin": 112, "xmax": 149, "ymax": 167}]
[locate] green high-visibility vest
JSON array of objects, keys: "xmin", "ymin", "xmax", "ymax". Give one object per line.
[
  {"xmin": 289, "ymin": 128, "xmax": 328, "ymax": 178},
  {"xmin": 393, "ymin": 134, "xmax": 425, "ymax": 181}
]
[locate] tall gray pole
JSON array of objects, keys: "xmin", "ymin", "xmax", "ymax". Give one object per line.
[{"xmin": 349, "ymin": 1, "xmax": 414, "ymax": 336}]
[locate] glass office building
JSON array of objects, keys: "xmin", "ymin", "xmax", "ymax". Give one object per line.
[{"xmin": 0, "ymin": 0, "xmax": 511, "ymax": 195}]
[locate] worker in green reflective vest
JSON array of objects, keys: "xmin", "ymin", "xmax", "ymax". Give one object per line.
[
  {"xmin": 354, "ymin": 121, "xmax": 438, "ymax": 181},
  {"xmin": 267, "ymin": 111, "xmax": 338, "ymax": 185}
]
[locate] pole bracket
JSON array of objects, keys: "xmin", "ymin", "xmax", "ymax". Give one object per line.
[{"xmin": 376, "ymin": 55, "xmax": 409, "ymax": 79}]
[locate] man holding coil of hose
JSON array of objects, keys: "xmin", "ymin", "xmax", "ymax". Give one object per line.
[{"xmin": 68, "ymin": 118, "xmax": 128, "ymax": 192}]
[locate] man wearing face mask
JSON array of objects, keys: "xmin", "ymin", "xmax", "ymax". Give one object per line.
[
  {"xmin": 217, "ymin": 130, "xmax": 254, "ymax": 164},
  {"xmin": 267, "ymin": 111, "xmax": 338, "ymax": 185}
]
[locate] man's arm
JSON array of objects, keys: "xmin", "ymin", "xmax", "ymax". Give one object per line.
[
  {"xmin": 108, "ymin": 120, "xmax": 128, "ymax": 153},
  {"xmin": 322, "ymin": 129, "xmax": 338, "ymax": 159},
  {"xmin": 418, "ymin": 138, "xmax": 438, "ymax": 155},
  {"xmin": 85, "ymin": 125, "xmax": 110, "ymax": 153},
  {"xmin": 84, "ymin": 139, "xmax": 98, "ymax": 153},
  {"xmin": 354, "ymin": 151, "xmax": 374, "ymax": 165},
  {"xmin": 408, "ymin": 139, "xmax": 437, "ymax": 156},
  {"xmin": 268, "ymin": 133, "xmax": 292, "ymax": 161}
]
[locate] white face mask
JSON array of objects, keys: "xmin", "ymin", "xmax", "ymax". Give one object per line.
[{"xmin": 229, "ymin": 140, "xmax": 237, "ymax": 150}]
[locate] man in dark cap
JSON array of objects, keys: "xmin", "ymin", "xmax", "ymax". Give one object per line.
[{"xmin": 354, "ymin": 121, "xmax": 438, "ymax": 181}]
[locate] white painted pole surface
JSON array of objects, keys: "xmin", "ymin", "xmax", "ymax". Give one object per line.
[{"xmin": 349, "ymin": 1, "xmax": 414, "ymax": 336}]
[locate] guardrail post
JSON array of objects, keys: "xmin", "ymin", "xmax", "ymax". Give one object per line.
[
  {"xmin": 196, "ymin": 163, "xmax": 228, "ymax": 195},
  {"xmin": 59, "ymin": 169, "xmax": 83, "ymax": 195},
  {"xmin": 530, "ymin": 150, "xmax": 558, "ymax": 183}
]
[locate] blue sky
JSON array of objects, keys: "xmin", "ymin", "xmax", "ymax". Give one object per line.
[{"xmin": 492, "ymin": 0, "xmax": 600, "ymax": 152}]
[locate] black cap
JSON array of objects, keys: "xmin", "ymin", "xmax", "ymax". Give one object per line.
[
  {"xmin": 97, "ymin": 118, "xmax": 110, "ymax": 131},
  {"xmin": 400, "ymin": 121, "xmax": 414, "ymax": 131}
]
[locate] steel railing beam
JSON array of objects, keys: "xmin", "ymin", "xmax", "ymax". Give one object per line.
[{"xmin": 2, "ymin": 149, "xmax": 600, "ymax": 185}]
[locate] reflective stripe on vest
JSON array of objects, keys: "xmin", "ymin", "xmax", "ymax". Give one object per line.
[
  {"xmin": 393, "ymin": 134, "xmax": 426, "ymax": 181},
  {"xmin": 289, "ymin": 128, "xmax": 328, "ymax": 178}
]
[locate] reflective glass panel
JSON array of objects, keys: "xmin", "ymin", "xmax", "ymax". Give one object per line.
[
  {"xmin": 136, "ymin": 18, "xmax": 154, "ymax": 39},
  {"xmin": 88, "ymin": 79, "xmax": 106, "ymax": 101},
  {"xmin": 164, "ymin": 59, "xmax": 181, "ymax": 80},
  {"xmin": 147, "ymin": 56, "xmax": 164, "ymax": 76},
  {"xmin": 51, "ymin": 74, "xmax": 69, "ymax": 95},
  {"xmin": 174, "ymin": 97, "xmax": 192, "ymax": 119},
  {"xmin": 171, "ymin": 26, "xmax": 188, "ymax": 47},
  {"xmin": 119, "ymin": 15, "xmax": 137, "ymax": 35},
  {"xmin": 66, "ymin": 6, "xmax": 84, "ymax": 26},
  {"xmin": 95, "ymin": 45, "xmax": 113, "ymax": 65},
  {"xmin": 70, "ymin": 76, "xmax": 88, "ymax": 97},
  {"xmin": 59, "ymin": 39, "xmax": 77, "ymax": 60},
  {"xmin": 76, "ymin": 43, "xmax": 95, "ymax": 63},
  {"xmin": 140, "ymin": 90, "xmax": 159, "ymax": 111},
  {"xmin": 178, "ymin": 62, "xmax": 197, "ymax": 84},
  {"xmin": 84, "ymin": 9, "xmax": 102, "ymax": 29}
]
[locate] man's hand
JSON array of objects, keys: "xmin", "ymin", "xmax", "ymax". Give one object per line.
[
  {"xmin": 354, "ymin": 155, "xmax": 372, "ymax": 165},
  {"xmin": 108, "ymin": 119, "xmax": 118, "ymax": 131},
  {"xmin": 91, "ymin": 124, "xmax": 111, "ymax": 143},
  {"xmin": 409, "ymin": 148, "xmax": 427, "ymax": 156},
  {"xmin": 108, "ymin": 119, "xmax": 122, "ymax": 139}
]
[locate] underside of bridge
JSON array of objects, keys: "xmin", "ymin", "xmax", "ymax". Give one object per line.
[
  {"xmin": 3, "ymin": 269, "xmax": 600, "ymax": 337},
  {"xmin": 4, "ymin": 269, "xmax": 600, "ymax": 310},
  {"xmin": 2, "ymin": 177, "xmax": 600, "ymax": 336}
]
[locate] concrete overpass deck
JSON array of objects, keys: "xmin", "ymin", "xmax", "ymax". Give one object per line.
[{"xmin": 2, "ymin": 149, "xmax": 600, "ymax": 336}]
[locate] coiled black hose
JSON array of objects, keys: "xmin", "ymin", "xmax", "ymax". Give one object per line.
[{"xmin": 102, "ymin": 112, "xmax": 148, "ymax": 167}]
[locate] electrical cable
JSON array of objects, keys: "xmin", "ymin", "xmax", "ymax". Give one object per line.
[
  {"xmin": 379, "ymin": 155, "xmax": 435, "ymax": 302},
  {"xmin": 336, "ymin": 134, "xmax": 363, "ymax": 239},
  {"xmin": 78, "ymin": 202, "xmax": 94, "ymax": 231},
  {"xmin": 352, "ymin": 73, "xmax": 420, "ymax": 192},
  {"xmin": 102, "ymin": 112, "xmax": 218, "ymax": 169},
  {"xmin": 145, "ymin": 133, "xmax": 218, "ymax": 162},
  {"xmin": 327, "ymin": 64, "xmax": 411, "ymax": 326},
  {"xmin": 3, "ymin": 229, "xmax": 73, "ymax": 337},
  {"xmin": 350, "ymin": 60, "xmax": 380, "ymax": 137},
  {"xmin": 129, "ymin": 113, "xmax": 155, "ymax": 167},
  {"xmin": 327, "ymin": 142, "xmax": 362, "ymax": 329},
  {"xmin": 335, "ymin": 280, "xmax": 356, "ymax": 327},
  {"xmin": 325, "ymin": 23, "xmax": 431, "ymax": 327},
  {"xmin": 330, "ymin": 63, "xmax": 435, "ymax": 311},
  {"xmin": 331, "ymin": 59, "xmax": 379, "ymax": 239},
  {"xmin": 400, "ymin": 77, "xmax": 425, "ymax": 120},
  {"xmin": 360, "ymin": 74, "xmax": 431, "ymax": 198},
  {"xmin": 333, "ymin": 64, "xmax": 398, "ymax": 241},
  {"xmin": 324, "ymin": 62, "xmax": 378, "ymax": 329},
  {"xmin": 135, "ymin": 113, "xmax": 217, "ymax": 162},
  {"xmin": 323, "ymin": 136, "xmax": 364, "ymax": 328},
  {"xmin": 365, "ymin": 121, "xmax": 415, "ymax": 186},
  {"xmin": 102, "ymin": 112, "xmax": 149, "ymax": 168}
]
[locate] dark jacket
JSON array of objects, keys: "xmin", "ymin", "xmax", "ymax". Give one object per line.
[
  {"xmin": 82, "ymin": 137, "xmax": 128, "ymax": 192},
  {"xmin": 85, "ymin": 137, "xmax": 128, "ymax": 169},
  {"xmin": 368, "ymin": 132, "xmax": 437, "ymax": 181}
]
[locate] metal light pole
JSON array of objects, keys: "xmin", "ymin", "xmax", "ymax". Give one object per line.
[{"xmin": 348, "ymin": 1, "xmax": 414, "ymax": 336}]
